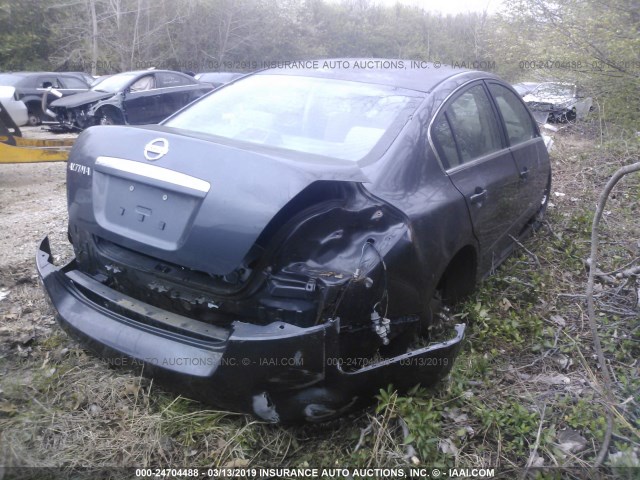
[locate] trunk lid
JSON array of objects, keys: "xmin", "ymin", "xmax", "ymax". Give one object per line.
[{"xmin": 68, "ymin": 125, "xmax": 368, "ymax": 275}]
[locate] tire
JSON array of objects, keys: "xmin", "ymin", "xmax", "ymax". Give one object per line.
[{"xmin": 27, "ymin": 112, "xmax": 40, "ymax": 126}]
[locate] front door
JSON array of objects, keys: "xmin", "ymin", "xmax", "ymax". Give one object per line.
[{"xmin": 487, "ymin": 82, "xmax": 549, "ymax": 229}]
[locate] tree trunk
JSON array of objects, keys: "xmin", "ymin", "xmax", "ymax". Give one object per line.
[{"xmin": 88, "ymin": 0, "xmax": 98, "ymax": 75}]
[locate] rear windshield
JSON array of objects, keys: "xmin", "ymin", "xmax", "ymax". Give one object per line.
[{"xmin": 165, "ymin": 74, "xmax": 423, "ymax": 161}]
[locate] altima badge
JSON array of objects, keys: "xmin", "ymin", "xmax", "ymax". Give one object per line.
[{"xmin": 144, "ymin": 138, "xmax": 169, "ymax": 161}]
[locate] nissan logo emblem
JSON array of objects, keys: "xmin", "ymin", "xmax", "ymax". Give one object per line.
[{"xmin": 144, "ymin": 138, "xmax": 169, "ymax": 161}]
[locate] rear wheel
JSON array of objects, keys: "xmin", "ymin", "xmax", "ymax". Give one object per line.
[
  {"xmin": 27, "ymin": 112, "xmax": 40, "ymax": 126},
  {"xmin": 26, "ymin": 102, "xmax": 43, "ymax": 126},
  {"xmin": 421, "ymin": 248, "xmax": 476, "ymax": 337}
]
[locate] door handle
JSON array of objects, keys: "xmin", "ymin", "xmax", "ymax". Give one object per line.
[
  {"xmin": 519, "ymin": 167, "xmax": 529, "ymax": 180},
  {"xmin": 469, "ymin": 187, "xmax": 487, "ymax": 205}
]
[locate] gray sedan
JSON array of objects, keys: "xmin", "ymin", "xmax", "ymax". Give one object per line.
[{"xmin": 37, "ymin": 60, "xmax": 551, "ymax": 422}]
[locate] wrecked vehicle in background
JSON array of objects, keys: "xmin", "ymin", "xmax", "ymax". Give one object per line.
[
  {"xmin": 0, "ymin": 72, "xmax": 90, "ymax": 125},
  {"xmin": 37, "ymin": 60, "xmax": 551, "ymax": 422},
  {"xmin": 46, "ymin": 70, "xmax": 212, "ymax": 131},
  {"xmin": 523, "ymin": 82, "xmax": 593, "ymax": 122}
]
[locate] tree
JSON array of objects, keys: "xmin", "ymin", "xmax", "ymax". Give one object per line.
[
  {"xmin": 499, "ymin": 0, "xmax": 640, "ymax": 129},
  {"xmin": 0, "ymin": 0, "xmax": 50, "ymax": 70}
]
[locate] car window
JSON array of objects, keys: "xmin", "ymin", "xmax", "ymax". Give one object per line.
[
  {"xmin": 92, "ymin": 73, "xmax": 137, "ymax": 93},
  {"xmin": 445, "ymin": 84, "xmax": 502, "ymax": 163},
  {"xmin": 38, "ymin": 76, "xmax": 61, "ymax": 89},
  {"xmin": 156, "ymin": 72, "xmax": 195, "ymax": 88},
  {"xmin": 60, "ymin": 76, "xmax": 88, "ymax": 89},
  {"xmin": 431, "ymin": 112, "xmax": 461, "ymax": 169},
  {"xmin": 489, "ymin": 83, "xmax": 537, "ymax": 146},
  {"xmin": 129, "ymin": 75, "xmax": 155, "ymax": 92}
]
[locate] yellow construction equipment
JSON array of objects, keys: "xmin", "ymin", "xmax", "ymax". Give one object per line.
[{"xmin": 0, "ymin": 101, "xmax": 74, "ymax": 163}]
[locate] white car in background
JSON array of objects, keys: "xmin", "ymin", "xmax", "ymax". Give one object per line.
[
  {"xmin": 523, "ymin": 82, "xmax": 593, "ymax": 122},
  {"xmin": 0, "ymin": 86, "xmax": 28, "ymax": 127}
]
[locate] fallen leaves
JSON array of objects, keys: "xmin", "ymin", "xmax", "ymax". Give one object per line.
[
  {"xmin": 439, "ymin": 438, "xmax": 459, "ymax": 456},
  {"xmin": 517, "ymin": 372, "xmax": 571, "ymax": 385},
  {"xmin": 550, "ymin": 314, "xmax": 566, "ymax": 327},
  {"xmin": 0, "ymin": 401, "xmax": 18, "ymax": 417},
  {"xmin": 556, "ymin": 428, "xmax": 588, "ymax": 454}
]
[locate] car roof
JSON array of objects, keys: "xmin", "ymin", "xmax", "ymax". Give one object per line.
[{"xmin": 258, "ymin": 58, "xmax": 493, "ymax": 93}]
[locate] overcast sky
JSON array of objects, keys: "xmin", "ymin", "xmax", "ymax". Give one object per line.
[{"xmin": 344, "ymin": 0, "xmax": 505, "ymax": 15}]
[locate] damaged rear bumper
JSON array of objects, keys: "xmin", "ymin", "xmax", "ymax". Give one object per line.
[{"xmin": 36, "ymin": 236, "xmax": 465, "ymax": 423}]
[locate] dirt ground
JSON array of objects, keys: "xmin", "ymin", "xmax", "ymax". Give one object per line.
[
  {"xmin": 0, "ymin": 124, "xmax": 638, "ymax": 475},
  {"xmin": 18, "ymin": 125, "xmax": 78, "ymax": 141},
  {"xmin": 0, "ymin": 126, "xmax": 77, "ymax": 272},
  {"xmin": 0, "ymin": 160, "xmax": 70, "ymax": 343}
]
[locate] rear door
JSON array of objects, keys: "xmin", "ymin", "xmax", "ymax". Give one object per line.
[{"xmin": 431, "ymin": 82, "xmax": 522, "ymax": 272}]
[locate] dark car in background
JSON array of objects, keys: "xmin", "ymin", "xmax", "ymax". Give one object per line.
[
  {"xmin": 37, "ymin": 60, "xmax": 551, "ymax": 422},
  {"xmin": 195, "ymin": 71, "xmax": 244, "ymax": 88},
  {"xmin": 47, "ymin": 70, "xmax": 213, "ymax": 131},
  {"xmin": 0, "ymin": 72, "xmax": 90, "ymax": 125}
]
